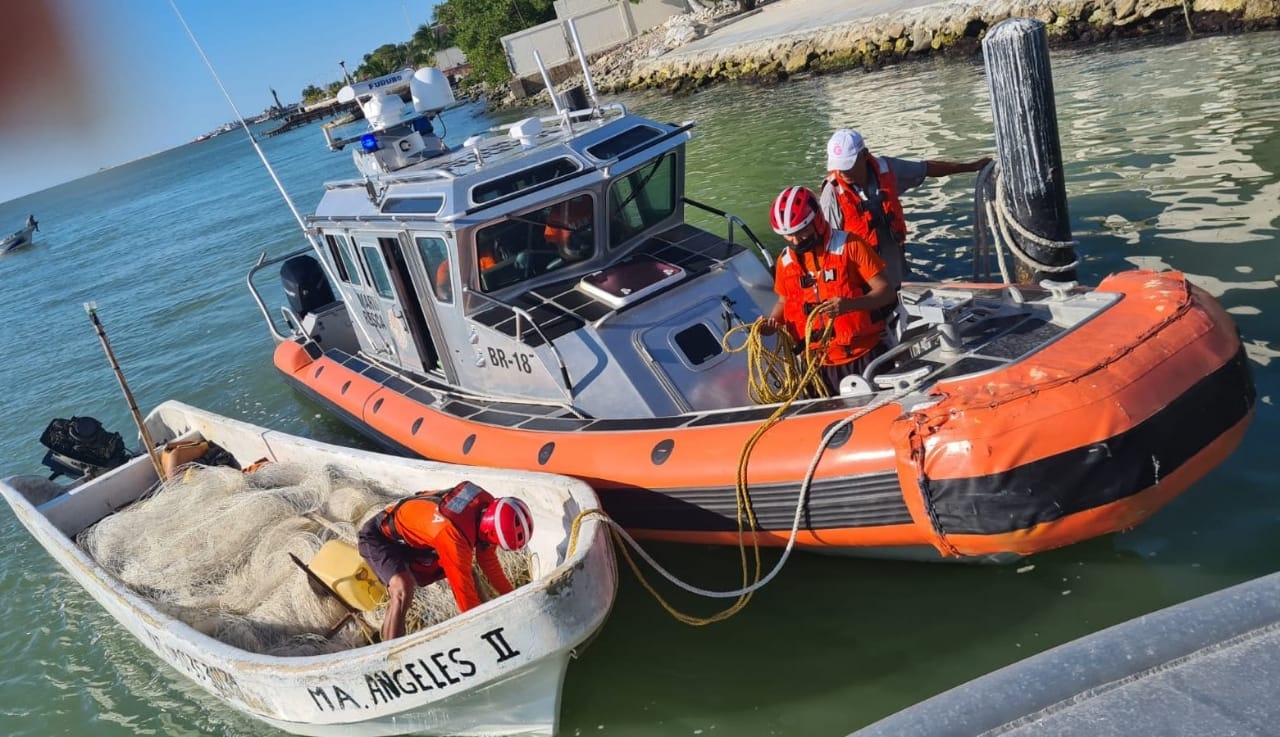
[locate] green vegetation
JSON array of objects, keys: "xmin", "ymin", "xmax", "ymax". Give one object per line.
[
  {"xmin": 297, "ymin": 0, "xmax": 558, "ymax": 104},
  {"xmin": 435, "ymin": 0, "xmax": 556, "ymax": 87}
]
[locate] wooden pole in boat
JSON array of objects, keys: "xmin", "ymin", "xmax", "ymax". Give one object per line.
[
  {"xmin": 83, "ymin": 302, "xmax": 165, "ymax": 480},
  {"xmin": 981, "ymin": 18, "xmax": 1077, "ymax": 284}
]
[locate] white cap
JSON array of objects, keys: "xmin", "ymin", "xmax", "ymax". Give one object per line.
[{"xmin": 826, "ymin": 128, "xmax": 866, "ymax": 171}]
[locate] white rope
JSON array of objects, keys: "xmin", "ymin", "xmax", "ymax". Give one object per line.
[
  {"xmin": 597, "ymin": 387, "xmax": 912, "ymax": 599},
  {"xmin": 980, "ymin": 162, "xmax": 1080, "ymax": 281}
]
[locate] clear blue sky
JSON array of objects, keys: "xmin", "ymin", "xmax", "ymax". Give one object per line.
[{"xmin": 0, "ymin": 0, "xmax": 439, "ymax": 204}]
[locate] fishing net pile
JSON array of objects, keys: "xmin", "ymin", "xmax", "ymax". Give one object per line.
[{"xmin": 77, "ymin": 461, "xmax": 531, "ymax": 656}]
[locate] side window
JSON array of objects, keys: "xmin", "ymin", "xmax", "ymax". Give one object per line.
[
  {"xmin": 325, "ymin": 233, "xmax": 363, "ymax": 285},
  {"xmin": 608, "ymin": 154, "xmax": 676, "ymax": 248},
  {"xmin": 415, "ymin": 236, "xmax": 453, "ymax": 304},
  {"xmin": 475, "ymin": 193, "xmax": 596, "ymax": 293},
  {"xmin": 360, "ymin": 240, "xmax": 395, "ymax": 299}
]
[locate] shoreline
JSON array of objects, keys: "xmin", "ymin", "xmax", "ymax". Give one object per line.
[{"xmin": 570, "ymin": 0, "xmax": 1280, "ymax": 99}]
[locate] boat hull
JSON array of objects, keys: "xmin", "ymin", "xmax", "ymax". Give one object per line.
[
  {"xmin": 1, "ymin": 402, "xmax": 617, "ymax": 736},
  {"xmin": 275, "ymin": 271, "xmax": 1254, "ymax": 560},
  {"xmin": 1, "ymin": 224, "xmax": 35, "ymax": 254}
]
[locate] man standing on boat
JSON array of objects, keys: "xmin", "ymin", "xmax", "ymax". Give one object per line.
[
  {"xmin": 819, "ymin": 128, "xmax": 991, "ymax": 288},
  {"xmin": 25, "ymin": 214, "xmax": 38, "ymax": 231},
  {"xmin": 758, "ymin": 185, "xmax": 896, "ymax": 395},
  {"xmin": 357, "ymin": 481, "xmax": 533, "ymax": 641}
]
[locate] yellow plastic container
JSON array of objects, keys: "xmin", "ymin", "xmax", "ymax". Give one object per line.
[{"xmin": 308, "ymin": 540, "xmax": 387, "ymax": 611}]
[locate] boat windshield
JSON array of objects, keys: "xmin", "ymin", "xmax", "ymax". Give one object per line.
[
  {"xmin": 474, "ymin": 193, "xmax": 597, "ymax": 293},
  {"xmin": 608, "ymin": 153, "xmax": 677, "ymax": 248}
]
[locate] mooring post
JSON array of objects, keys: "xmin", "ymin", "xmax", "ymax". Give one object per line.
[{"xmin": 981, "ymin": 19, "xmax": 1077, "ymax": 284}]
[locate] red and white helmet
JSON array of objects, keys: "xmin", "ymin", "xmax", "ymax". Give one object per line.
[
  {"xmin": 479, "ymin": 497, "xmax": 534, "ymax": 550},
  {"xmin": 770, "ymin": 186, "xmax": 821, "ymax": 236}
]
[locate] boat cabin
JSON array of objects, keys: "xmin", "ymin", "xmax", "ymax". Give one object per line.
[{"xmin": 275, "ymin": 67, "xmax": 778, "ymax": 420}]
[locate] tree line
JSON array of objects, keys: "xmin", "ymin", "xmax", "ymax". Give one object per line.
[{"xmin": 299, "ymin": 0, "xmax": 559, "ymax": 104}]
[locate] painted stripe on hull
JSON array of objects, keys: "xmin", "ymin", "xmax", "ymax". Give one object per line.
[{"xmin": 595, "ymin": 471, "xmax": 911, "ymax": 532}]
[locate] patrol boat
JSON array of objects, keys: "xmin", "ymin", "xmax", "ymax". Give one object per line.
[{"xmin": 247, "ymin": 62, "xmax": 1255, "ymax": 562}]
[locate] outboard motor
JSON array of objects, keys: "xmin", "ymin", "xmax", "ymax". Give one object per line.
[
  {"xmin": 281, "ymin": 255, "xmax": 336, "ymax": 320},
  {"xmin": 39, "ymin": 416, "xmax": 133, "ymax": 481}
]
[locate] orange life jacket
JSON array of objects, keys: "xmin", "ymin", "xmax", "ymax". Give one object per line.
[
  {"xmin": 775, "ymin": 230, "xmax": 885, "ymax": 365},
  {"xmin": 822, "ymin": 154, "xmax": 908, "ymax": 259},
  {"xmin": 378, "ymin": 481, "xmax": 512, "ymax": 612},
  {"xmin": 380, "ymin": 481, "xmax": 489, "ymax": 548}
]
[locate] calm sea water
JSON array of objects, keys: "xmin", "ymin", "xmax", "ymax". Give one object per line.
[{"xmin": 1, "ymin": 31, "xmax": 1277, "ymax": 737}]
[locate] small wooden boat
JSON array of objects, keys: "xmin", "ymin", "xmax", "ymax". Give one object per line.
[
  {"xmin": 1, "ymin": 222, "xmax": 36, "ymax": 254},
  {"xmin": 0, "ymin": 401, "xmax": 617, "ymax": 737},
  {"xmin": 244, "ymin": 61, "xmax": 1255, "ymax": 562}
]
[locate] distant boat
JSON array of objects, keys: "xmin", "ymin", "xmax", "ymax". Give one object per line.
[
  {"xmin": 1, "ymin": 221, "xmax": 36, "ymax": 254},
  {"xmin": 0, "ymin": 401, "xmax": 617, "ymax": 737},
  {"xmin": 0, "ymin": 227, "xmax": 33, "ymax": 253}
]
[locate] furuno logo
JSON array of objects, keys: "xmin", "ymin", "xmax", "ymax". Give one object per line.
[{"xmin": 370, "ymin": 74, "xmax": 408, "ymax": 89}]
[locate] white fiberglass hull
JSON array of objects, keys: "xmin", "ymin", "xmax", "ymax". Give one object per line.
[{"xmin": 1, "ymin": 401, "xmax": 617, "ymax": 736}]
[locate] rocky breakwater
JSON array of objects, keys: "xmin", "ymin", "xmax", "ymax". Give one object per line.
[{"xmin": 595, "ymin": 0, "xmax": 1280, "ymax": 95}]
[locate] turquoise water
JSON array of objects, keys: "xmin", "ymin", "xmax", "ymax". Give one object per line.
[{"xmin": 1, "ymin": 31, "xmax": 1277, "ymax": 737}]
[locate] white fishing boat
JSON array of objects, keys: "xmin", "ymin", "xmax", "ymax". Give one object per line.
[
  {"xmin": 0, "ymin": 401, "xmax": 617, "ymax": 737},
  {"xmin": 1, "ymin": 221, "xmax": 36, "ymax": 254}
]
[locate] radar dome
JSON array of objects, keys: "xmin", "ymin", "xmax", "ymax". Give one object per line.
[{"xmin": 411, "ymin": 67, "xmax": 455, "ymax": 114}]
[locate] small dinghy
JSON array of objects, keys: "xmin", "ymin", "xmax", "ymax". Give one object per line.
[
  {"xmin": 0, "ymin": 401, "xmax": 616, "ymax": 737},
  {"xmin": 1, "ymin": 221, "xmax": 36, "ymax": 254}
]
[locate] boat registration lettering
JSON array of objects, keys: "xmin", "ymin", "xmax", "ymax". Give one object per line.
[
  {"xmin": 356, "ymin": 293, "xmax": 388, "ymax": 330},
  {"xmin": 143, "ymin": 631, "xmax": 252, "ymax": 705},
  {"xmin": 486, "ymin": 346, "xmax": 534, "ymax": 374},
  {"xmin": 306, "ymin": 627, "xmax": 521, "ymax": 713}
]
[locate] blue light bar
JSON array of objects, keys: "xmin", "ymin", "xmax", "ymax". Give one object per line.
[{"xmin": 360, "ymin": 133, "xmax": 379, "ymax": 152}]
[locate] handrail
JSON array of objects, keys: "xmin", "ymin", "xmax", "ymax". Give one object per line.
[
  {"xmin": 683, "ymin": 197, "xmax": 774, "ymax": 267},
  {"xmin": 246, "ymin": 247, "xmax": 313, "ymax": 342},
  {"xmin": 464, "ymin": 288, "xmax": 575, "ymax": 401}
]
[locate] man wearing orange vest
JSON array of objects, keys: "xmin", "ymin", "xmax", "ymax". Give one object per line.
[
  {"xmin": 820, "ymin": 128, "xmax": 991, "ymax": 289},
  {"xmin": 758, "ymin": 186, "xmax": 896, "ymax": 395},
  {"xmin": 357, "ymin": 481, "xmax": 533, "ymax": 641}
]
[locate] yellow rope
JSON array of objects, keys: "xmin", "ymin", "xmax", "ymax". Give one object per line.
[
  {"xmin": 562, "ymin": 314, "xmax": 837, "ymax": 626},
  {"xmin": 722, "ymin": 314, "xmax": 832, "ymax": 403}
]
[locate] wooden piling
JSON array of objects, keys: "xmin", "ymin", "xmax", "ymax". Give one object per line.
[{"xmin": 981, "ymin": 19, "xmax": 1077, "ymax": 284}]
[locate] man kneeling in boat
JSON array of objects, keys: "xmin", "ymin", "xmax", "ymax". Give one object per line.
[
  {"xmin": 757, "ymin": 185, "xmax": 896, "ymax": 396},
  {"xmin": 357, "ymin": 481, "xmax": 533, "ymax": 641}
]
